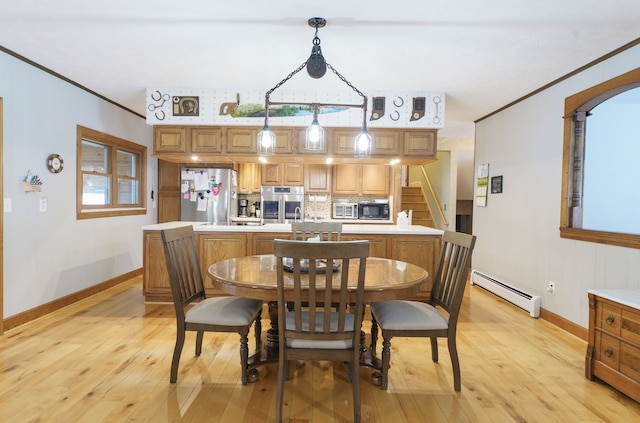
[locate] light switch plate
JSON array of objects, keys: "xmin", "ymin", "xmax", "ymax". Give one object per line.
[
  {"xmin": 4, "ymin": 198, "xmax": 12, "ymax": 213},
  {"xmin": 39, "ymin": 197, "xmax": 48, "ymax": 212}
]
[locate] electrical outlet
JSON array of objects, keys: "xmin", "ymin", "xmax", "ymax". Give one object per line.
[{"xmin": 547, "ymin": 281, "xmax": 555, "ymax": 295}]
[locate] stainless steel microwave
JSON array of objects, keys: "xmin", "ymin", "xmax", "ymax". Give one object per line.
[
  {"xmin": 333, "ymin": 202, "xmax": 358, "ymax": 219},
  {"xmin": 358, "ymin": 202, "xmax": 390, "ymax": 220}
]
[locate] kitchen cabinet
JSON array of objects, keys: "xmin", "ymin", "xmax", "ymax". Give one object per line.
[
  {"xmin": 153, "ymin": 125, "xmax": 438, "ymax": 165},
  {"xmin": 154, "ymin": 127, "xmax": 187, "ymax": 154},
  {"xmin": 305, "ymin": 164, "xmax": 332, "ymax": 193},
  {"xmin": 332, "ymin": 164, "xmax": 390, "ymax": 195},
  {"xmin": 226, "ymin": 128, "xmax": 257, "ymax": 154},
  {"xmin": 190, "ymin": 127, "xmax": 223, "ymax": 154},
  {"xmin": 238, "ymin": 163, "xmax": 261, "ymax": 193},
  {"xmin": 250, "ymin": 232, "xmax": 293, "ymax": 255},
  {"xmin": 389, "ymin": 235, "xmax": 441, "ymax": 301},
  {"xmin": 197, "ymin": 233, "xmax": 248, "ymax": 294},
  {"xmin": 157, "ymin": 160, "xmax": 182, "ymax": 222},
  {"xmin": 370, "ymin": 129, "xmax": 402, "ymax": 156},
  {"xmin": 295, "ymin": 128, "xmax": 329, "ymax": 156},
  {"xmin": 143, "ymin": 225, "xmax": 442, "ymax": 302},
  {"xmin": 154, "ymin": 126, "xmax": 223, "ymax": 155},
  {"xmin": 586, "ymin": 291, "xmax": 640, "ymax": 403},
  {"xmin": 261, "ymin": 163, "xmax": 304, "ymax": 186},
  {"xmin": 404, "ymin": 129, "xmax": 437, "ymax": 159}
]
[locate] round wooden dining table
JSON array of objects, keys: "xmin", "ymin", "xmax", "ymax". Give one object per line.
[{"xmin": 207, "ymin": 254, "xmax": 430, "ymax": 383}]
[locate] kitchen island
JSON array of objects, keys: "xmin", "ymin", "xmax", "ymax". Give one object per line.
[{"xmin": 142, "ymin": 222, "xmax": 443, "ymax": 302}]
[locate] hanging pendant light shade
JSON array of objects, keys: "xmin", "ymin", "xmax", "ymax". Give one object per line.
[
  {"xmin": 305, "ymin": 105, "xmax": 325, "ymax": 151},
  {"xmin": 354, "ymin": 128, "xmax": 373, "ymax": 159}
]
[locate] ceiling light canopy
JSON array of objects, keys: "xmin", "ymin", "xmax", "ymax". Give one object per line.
[{"xmin": 257, "ymin": 17, "xmax": 372, "ymax": 158}]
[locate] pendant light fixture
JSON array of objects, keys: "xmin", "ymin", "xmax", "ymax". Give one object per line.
[{"xmin": 257, "ymin": 17, "xmax": 372, "ymax": 158}]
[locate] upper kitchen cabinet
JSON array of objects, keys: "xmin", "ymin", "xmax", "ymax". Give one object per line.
[
  {"xmin": 331, "ymin": 129, "xmax": 361, "ymax": 156},
  {"xmin": 404, "ymin": 129, "xmax": 437, "ymax": 159},
  {"xmin": 237, "ymin": 162, "xmax": 261, "ymax": 193},
  {"xmin": 226, "ymin": 128, "xmax": 257, "ymax": 154},
  {"xmin": 332, "ymin": 164, "xmax": 390, "ymax": 195},
  {"xmin": 295, "ymin": 128, "xmax": 329, "ymax": 156},
  {"xmin": 369, "ymin": 129, "xmax": 402, "ymax": 156},
  {"xmin": 261, "ymin": 163, "xmax": 304, "ymax": 186},
  {"xmin": 190, "ymin": 127, "xmax": 223, "ymax": 154},
  {"xmin": 154, "ymin": 126, "xmax": 187, "ymax": 154},
  {"xmin": 153, "ymin": 125, "xmax": 438, "ymax": 165},
  {"xmin": 305, "ymin": 164, "xmax": 332, "ymax": 193},
  {"xmin": 273, "ymin": 128, "xmax": 294, "ymax": 154}
]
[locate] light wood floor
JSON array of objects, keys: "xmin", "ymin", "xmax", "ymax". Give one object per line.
[{"xmin": 1, "ymin": 276, "xmax": 639, "ymax": 423}]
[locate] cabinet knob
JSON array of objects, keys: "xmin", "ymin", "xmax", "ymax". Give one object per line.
[
  {"xmin": 604, "ymin": 347, "xmax": 614, "ymax": 358},
  {"xmin": 605, "ymin": 315, "xmax": 615, "ymax": 325}
]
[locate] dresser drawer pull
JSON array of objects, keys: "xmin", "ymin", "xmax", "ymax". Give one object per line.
[
  {"xmin": 605, "ymin": 315, "xmax": 615, "ymax": 325},
  {"xmin": 604, "ymin": 347, "xmax": 614, "ymax": 358}
]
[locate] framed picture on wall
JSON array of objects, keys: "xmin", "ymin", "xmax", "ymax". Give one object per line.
[{"xmin": 491, "ymin": 175, "xmax": 503, "ymax": 194}]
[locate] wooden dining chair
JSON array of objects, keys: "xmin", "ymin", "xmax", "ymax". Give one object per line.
[
  {"xmin": 161, "ymin": 225, "xmax": 263, "ymax": 384},
  {"xmin": 289, "ymin": 221, "xmax": 344, "ymax": 311},
  {"xmin": 370, "ymin": 230, "xmax": 476, "ymax": 391},
  {"xmin": 291, "ymin": 221, "xmax": 343, "ymax": 241},
  {"xmin": 273, "ymin": 239, "xmax": 370, "ymax": 423}
]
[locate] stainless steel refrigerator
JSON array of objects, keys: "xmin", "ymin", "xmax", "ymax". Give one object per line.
[{"xmin": 180, "ymin": 168, "xmax": 238, "ymax": 224}]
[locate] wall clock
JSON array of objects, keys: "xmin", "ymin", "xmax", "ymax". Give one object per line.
[{"xmin": 47, "ymin": 154, "xmax": 64, "ymax": 173}]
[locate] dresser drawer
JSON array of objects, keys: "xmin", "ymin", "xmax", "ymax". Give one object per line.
[
  {"xmin": 596, "ymin": 331, "xmax": 620, "ymax": 370},
  {"xmin": 597, "ymin": 302, "xmax": 621, "ymax": 336},
  {"xmin": 620, "ymin": 341, "xmax": 640, "ymax": 381},
  {"xmin": 621, "ymin": 308, "xmax": 640, "ymax": 345}
]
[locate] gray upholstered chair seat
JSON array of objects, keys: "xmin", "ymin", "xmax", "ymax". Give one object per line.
[
  {"xmin": 284, "ymin": 311, "xmax": 355, "ymax": 349},
  {"xmin": 369, "ymin": 301, "xmax": 447, "ymax": 331},
  {"xmin": 186, "ymin": 297, "xmax": 264, "ymax": 326}
]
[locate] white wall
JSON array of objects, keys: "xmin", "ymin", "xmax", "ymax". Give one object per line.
[
  {"xmin": 1, "ymin": 52, "xmax": 156, "ymax": 318},
  {"xmin": 474, "ymin": 45, "xmax": 640, "ymax": 328}
]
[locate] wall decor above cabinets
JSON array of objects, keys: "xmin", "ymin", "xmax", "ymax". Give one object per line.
[{"xmin": 146, "ymin": 88, "xmax": 445, "ymax": 129}]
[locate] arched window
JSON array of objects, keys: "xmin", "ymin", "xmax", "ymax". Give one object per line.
[{"xmin": 560, "ymin": 67, "xmax": 640, "ymax": 248}]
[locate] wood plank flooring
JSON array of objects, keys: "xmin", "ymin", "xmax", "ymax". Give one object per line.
[{"xmin": 1, "ymin": 276, "xmax": 639, "ymax": 422}]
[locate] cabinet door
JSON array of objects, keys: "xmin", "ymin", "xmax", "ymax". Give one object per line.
[
  {"xmin": 389, "ymin": 235, "xmax": 441, "ymax": 301},
  {"xmin": 157, "ymin": 160, "xmax": 182, "ymax": 222},
  {"xmin": 238, "ymin": 162, "xmax": 261, "ymax": 193},
  {"xmin": 296, "ymin": 128, "xmax": 328, "ymax": 155},
  {"xmin": 273, "ymin": 128, "xmax": 294, "ymax": 154},
  {"xmin": 283, "ymin": 163, "xmax": 304, "ymax": 186},
  {"xmin": 404, "ymin": 130, "xmax": 437, "ymax": 159},
  {"xmin": 143, "ymin": 231, "xmax": 171, "ymax": 301},
  {"xmin": 331, "ymin": 129, "xmax": 360, "ymax": 156},
  {"xmin": 226, "ymin": 128, "xmax": 257, "ymax": 154},
  {"xmin": 154, "ymin": 127, "xmax": 187, "ymax": 153},
  {"xmin": 341, "ymin": 234, "xmax": 387, "ymax": 258},
  {"xmin": 305, "ymin": 164, "xmax": 331, "ymax": 193},
  {"xmin": 191, "ymin": 127, "xmax": 222, "ymax": 154},
  {"xmin": 197, "ymin": 233, "xmax": 248, "ymax": 294},
  {"xmin": 261, "ymin": 163, "xmax": 282, "ymax": 186},
  {"xmin": 250, "ymin": 232, "xmax": 292, "ymax": 255},
  {"xmin": 371, "ymin": 129, "xmax": 402, "ymax": 156},
  {"xmin": 362, "ymin": 164, "xmax": 390, "ymax": 195},
  {"xmin": 332, "ymin": 164, "xmax": 361, "ymax": 195}
]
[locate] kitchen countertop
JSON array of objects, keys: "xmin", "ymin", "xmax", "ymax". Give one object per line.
[{"xmin": 142, "ymin": 221, "xmax": 443, "ymax": 235}]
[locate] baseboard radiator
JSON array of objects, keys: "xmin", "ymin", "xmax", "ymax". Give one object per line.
[{"xmin": 470, "ymin": 270, "xmax": 541, "ymax": 318}]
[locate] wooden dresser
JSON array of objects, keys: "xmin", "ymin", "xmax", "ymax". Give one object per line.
[{"xmin": 586, "ymin": 290, "xmax": 640, "ymax": 402}]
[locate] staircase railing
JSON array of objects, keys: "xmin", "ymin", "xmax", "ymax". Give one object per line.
[{"xmin": 416, "ymin": 165, "xmax": 449, "ymax": 227}]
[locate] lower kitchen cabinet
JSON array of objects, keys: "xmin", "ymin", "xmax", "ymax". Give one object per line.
[{"xmin": 143, "ymin": 227, "xmax": 441, "ymax": 302}]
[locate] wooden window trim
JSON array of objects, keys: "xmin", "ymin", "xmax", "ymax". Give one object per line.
[
  {"xmin": 560, "ymin": 67, "xmax": 640, "ymax": 248},
  {"xmin": 76, "ymin": 125, "xmax": 147, "ymax": 219}
]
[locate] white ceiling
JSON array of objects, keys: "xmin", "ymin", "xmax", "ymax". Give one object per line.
[{"xmin": 1, "ymin": 1, "xmax": 639, "ymax": 138}]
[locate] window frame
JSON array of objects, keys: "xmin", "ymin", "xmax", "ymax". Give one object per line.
[
  {"xmin": 560, "ymin": 67, "xmax": 640, "ymax": 248},
  {"xmin": 76, "ymin": 125, "xmax": 147, "ymax": 219}
]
